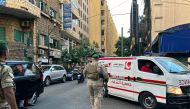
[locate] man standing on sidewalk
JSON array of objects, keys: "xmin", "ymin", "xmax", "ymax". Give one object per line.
[
  {"xmin": 0, "ymin": 41, "xmax": 18, "ymax": 109},
  {"xmin": 83, "ymin": 54, "xmax": 109, "ymax": 109}
]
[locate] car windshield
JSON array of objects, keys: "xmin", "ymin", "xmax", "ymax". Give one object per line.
[
  {"xmin": 42, "ymin": 66, "xmax": 51, "ymax": 71},
  {"xmin": 156, "ymin": 58, "xmax": 190, "ymax": 74}
]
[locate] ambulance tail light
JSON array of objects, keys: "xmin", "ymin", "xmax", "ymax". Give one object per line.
[{"xmin": 167, "ymin": 86, "xmax": 183, "ymax": 95}]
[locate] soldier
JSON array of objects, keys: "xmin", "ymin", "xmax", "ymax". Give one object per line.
[
  {"xmin": 83, "ymin": 54, "xmax": 109, "ymax": 109},
  {"xmin": 0, "ymin": 41, "xmax": 18, "ymax": 109}
]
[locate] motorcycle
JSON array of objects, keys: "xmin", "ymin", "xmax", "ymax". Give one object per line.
[{"xmin": 77, "ymin": 73, "xmax": 85, "ymax": 83}]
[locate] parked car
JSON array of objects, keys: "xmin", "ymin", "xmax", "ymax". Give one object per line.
[
  {"xmin": 66, "ymin": 69, "xmax": 79, "ymax": 81},
  {"xmin": 42, "ymin": 65, "xmax": 67, "ymax": 86},
  {"xmin": 5, "ymin": 61, "xmax": 44, "ymax": 105}
]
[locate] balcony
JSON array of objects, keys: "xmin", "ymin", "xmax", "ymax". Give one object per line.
[
  {"xmin": 61, "ymin": 28, "xmax": 80, "ymax": 42},
  {"xmin": 101, "ymin": 16, "xmax": 105, "ymax": 20},
  {"xmin": 0, "ymin": 0, "xmax": 40, "ymax": 19},
  {"xmin": 101, "ymin": 6, "xmax": 104, "ymax": 10},
  {"xmin": 71, "ymin": 5, "xmax": 79, "ymax": 19},
  {"xmin": 101, "ymin": 36, "xmax": 105, "ymax": 41},
  {"xmin": 101, "ymin": 24, "xmax": 105, "ymax": 30}
]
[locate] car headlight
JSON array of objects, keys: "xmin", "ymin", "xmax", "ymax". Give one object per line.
[{"xmin": 167, "ymin": 86, "xmax": 183, "ymax": 95}]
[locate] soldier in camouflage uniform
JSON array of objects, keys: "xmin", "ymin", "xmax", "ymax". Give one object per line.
[
  {"xmin": 0, "ymin": 41, "xmax": 18, "ymax": 109},
  {"xmin": 83, "ymin": 54, "xmax": 109, "ymax": 109}
]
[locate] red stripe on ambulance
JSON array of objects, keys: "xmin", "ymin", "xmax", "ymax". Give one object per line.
[{"xmin": 108, "ymin": 86, "xmax": 166, "ymax": 99}]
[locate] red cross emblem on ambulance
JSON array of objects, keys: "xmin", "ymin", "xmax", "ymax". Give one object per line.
[{"xmin": 124, "ymin": 61, "xmax": 132, "ymax": 70}]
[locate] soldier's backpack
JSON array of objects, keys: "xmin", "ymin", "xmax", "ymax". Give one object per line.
[{"xmin": 86, "ymin": 62, "xmax": 101, "ymax": 80}]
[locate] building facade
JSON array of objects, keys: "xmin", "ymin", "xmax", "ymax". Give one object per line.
[
  {"xmin": 78, "ymin": 0, "xmax": 89, "ymax": 39},
  {"xmin": 0, "ymin": 0, "xmax": 40, "ymax": 61},
  {"xmin": 151, "ymin": 0, "xmax": 190, "ymax": 42},
  {"xmin": 89, "ymin": 0, "xmax": 118, "ymax": 56},
  {"xmin": 146, "ymin": 0, "xmax": 190, "ymax": 64},
  {"xmin": 36, "ymin": 0, "xmax": 63, "ymax": 64},
  {"xmin": 61, "ymin": 0, "xmax": 80, "ymax": 53}
]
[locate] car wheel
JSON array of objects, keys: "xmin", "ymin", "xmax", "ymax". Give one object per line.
[
  {"xmin": 61, "ymin": 75, "xmax": 66, "ymax": 83},
  {"xmin": 44, "ymin": 77, "xmax": 51, "ymax": 86},
  {"xmin": 139, "ymin": 92, "xmax": 158, "ymax": 109},
  {"xmin": 29, "ymin": 92, "xmax": 38, "ymax": 105}
]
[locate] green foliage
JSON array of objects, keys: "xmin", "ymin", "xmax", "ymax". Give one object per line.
[
  {"xmin": 115, "ymin": 37, "xmax": 132, "ymax": 56},
  {"xmin": 61, "ymin": 39, "xmax": 102, "ymax": 64}
]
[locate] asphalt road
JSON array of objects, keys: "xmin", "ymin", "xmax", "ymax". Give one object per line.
[{"xmin": 28, "ymin": 80, "xmax": 143, "ymax": 109}]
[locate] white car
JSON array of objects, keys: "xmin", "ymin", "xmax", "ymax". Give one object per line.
[{"xmin": 42, "ymin": 65, "xmax": 67, "ymax": 86}]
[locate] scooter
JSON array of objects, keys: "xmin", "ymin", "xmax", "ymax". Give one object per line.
[{"xmin": 77, "ymin": 73, "xmax": 85, "ymax": 83}]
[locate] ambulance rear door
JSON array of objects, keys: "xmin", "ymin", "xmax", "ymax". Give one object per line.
[{"xmin": 108, "ymin": 58, "xmax": 135, "ymax": 101}]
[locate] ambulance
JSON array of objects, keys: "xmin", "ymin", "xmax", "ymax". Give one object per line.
[{"xmin": 99, "ymin": 56, "xmax": 190, "ymax": 109}]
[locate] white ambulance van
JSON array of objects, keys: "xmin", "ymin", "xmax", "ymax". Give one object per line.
[{"xmin": 99, "ymin": 56, "xmax": 190, "ymax": 109}]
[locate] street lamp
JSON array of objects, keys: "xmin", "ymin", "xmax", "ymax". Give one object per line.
[{"xmin": 48, "ymin": 23, "xmax": 56, "ymax": 64}]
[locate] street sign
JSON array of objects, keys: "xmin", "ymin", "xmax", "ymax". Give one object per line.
[
  {"xmin": 0, "ymin": 0, "xmax": 6, "ymax": 6},
  {"xmin": 63, "ymin": 3, "xmax": 72, "ymax": 29}
]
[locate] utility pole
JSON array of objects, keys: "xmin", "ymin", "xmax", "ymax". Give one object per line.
[
  {"xmin": 131, "ymin": 0, "xmax": 139, "ymax": 56},
  {"xmin": 121, "ymin": 27, "xmax": 124, "ymax": 57}
]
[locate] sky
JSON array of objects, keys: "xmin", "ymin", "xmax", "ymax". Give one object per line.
[{"xmin": 107, "ymin": 0, "xmax": 144, "ymax": 37}]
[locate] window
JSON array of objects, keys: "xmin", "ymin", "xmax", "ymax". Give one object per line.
[
  {"xmin": 29, "ymin": 0, "xmax": 37, "ymax": 5},
  {"xmin": 39, "ymin": 34, "xmax": 48, "ymax": 46},
  {"xmin": 101, "ymin": 30, "xmax": 104, "ymax": 35},
  {"xmin": 138, "ymin": 59, "xmax": 163, "ymax": 75},
  {"xmin": 40, "ymin": 1, "xmax": 47, "ymax": 13},
  {"xmin": 50, "ymin": 8, "xmax": 57, "ymax": 19},
  {"xmin": 52, "ymin": 39, "xmax": 60, "ymax": 49},
  {"xmin": 58, "ymin": 66, "xmax": 64, "ymax": 70},
  {"xmin": 156, "ymin": 58, "xmax": 190, "ymax": 74},
  {"xmin": 25, "ymin": 31, "xmax": 33, "ymax": 47},
  {"xmin": 101, "ymin": 10, "xmax": 104, "ymax": 16},
  {"xmin": 0, "ymin": 27, "xmax": 6, "ymax": 41},
  {"xmin": 8, "ymin": 63, "xmax": 38, "ymax": 77},
  {"xmin": 14, "ymin": 30, "xmax": 33, "ymax": 46},
  {"xmin": 14, "ymin": 29, "xmax": 24, "ymax": 42}
]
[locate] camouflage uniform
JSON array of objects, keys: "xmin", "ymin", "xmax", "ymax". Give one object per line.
[
  {"xmin": 0, "ymin": 62, "xmax": 14, "ymax": 109},
  {"xmin": 84, "ymin": 61, "xmax": 109, "ymax": 109}
]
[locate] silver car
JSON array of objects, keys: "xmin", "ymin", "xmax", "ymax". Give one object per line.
[{"xmin": 42, "ymin": 65, "xmax": 67, "ymax": 86}]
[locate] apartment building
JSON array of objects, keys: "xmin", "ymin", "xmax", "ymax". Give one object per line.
[
  {"xmin": 89, "ymin": 0, "xmax": 118, "ymax": 56},
  {"xmin": 36, "ymin": 0, "xmax": 63, "ymax": 64},
  {"xmin": 78, "ymin": 0, "xmax": 89, "ymax": 39},
  {"xmin": 0, "ymin": 0, "xmax": 40, "ymax": 60},
  {"xmin": 151, "ymin": 0, "xmax": 190, "ymax": 42},
  {"xmin": 61, "ymin": 0, "xmax": 80, "ymax": 53},
  {"xmin": 144, "ymin": 0, "xmax": 190, "ymax": 64}
]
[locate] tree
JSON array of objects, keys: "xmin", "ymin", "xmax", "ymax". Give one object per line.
[
  {"xmin": 61, "ymin": 38, "xmax": 102, "ymax": 65},
  {"xmin": 115, "ymin": 37, "xmax": 132, "ymax": 56}
]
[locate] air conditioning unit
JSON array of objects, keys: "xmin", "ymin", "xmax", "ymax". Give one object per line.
[
  {"xmin": 50, "ymin": 38, "xmax": 53, "ymax": 44},
  {"xmin": 50, "ymin": 51, "xmax": 54, "ymax": 56},
  {"xmin": 21, "ymin": 21, "xmax": 30, "ymax": 28},
  {"xmin": 38, "ymin": 49, "xmax": 45, "ymax": 55}
]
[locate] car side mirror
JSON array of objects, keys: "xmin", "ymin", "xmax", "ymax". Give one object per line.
[{"xmin": 153, "ymin": 66, "xmax": 163, "ymax": 75}]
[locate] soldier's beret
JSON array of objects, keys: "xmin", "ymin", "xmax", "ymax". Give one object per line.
[{"xmin": 0, "ymin": 41, "xmax": 8, "ymax": 53}]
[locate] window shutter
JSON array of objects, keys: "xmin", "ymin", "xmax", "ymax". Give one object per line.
[
  {"xmin": 0, "ymin": 27, "xmax": 6, "ymax": 41},
  {"xmin": 14, "ymin": 29, "xmax": 22, "ymax": 42}
]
